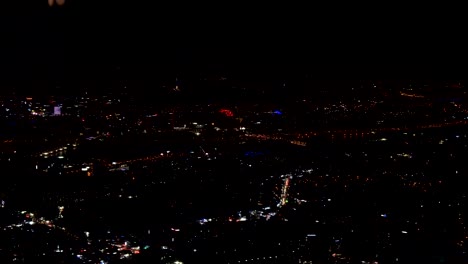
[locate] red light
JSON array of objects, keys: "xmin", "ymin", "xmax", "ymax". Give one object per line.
[
  {"xmin": 219, "ymin": 109, "xmax": 234, "ymax": 117},
  {"xmin": 134, "ymin": 250, "xmax": 140, "ymax": 254}
]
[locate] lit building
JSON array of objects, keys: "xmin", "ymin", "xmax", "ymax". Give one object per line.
[{"xmin": 54, "ymin": 106, "xmax": 62, "ymax": 116}]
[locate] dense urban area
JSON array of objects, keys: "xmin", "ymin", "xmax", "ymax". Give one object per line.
[{"xmin": 1, "ymin": 79, "xmax": 468, "ymax": 263}]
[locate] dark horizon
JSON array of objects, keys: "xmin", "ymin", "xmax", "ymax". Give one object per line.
[{"xmin": 2, "ymin": 1, "xmax": 465, "ymax": 97}]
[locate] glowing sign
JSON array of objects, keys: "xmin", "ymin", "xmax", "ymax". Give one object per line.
[{"xmin": 219, "ymin": 109, "xmax": 234, "ymax": 117}]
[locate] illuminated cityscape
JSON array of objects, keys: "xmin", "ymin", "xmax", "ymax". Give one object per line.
[
  {"xmin": 1, "ymin": 80, "xmax": 468, "ymax": 263},
  {"xmin": 0, "ymin": 2, "xmax": 466, "ymax": 263}
]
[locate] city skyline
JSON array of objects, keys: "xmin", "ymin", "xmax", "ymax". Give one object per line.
[{"xmin": 3, "ymin": 4, "xmax": 468, "ymax": 263}]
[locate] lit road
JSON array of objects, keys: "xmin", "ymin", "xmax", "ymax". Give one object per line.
[
  {"xmin": 280, "ymin": 176, "xmax": 291, "ymax": 207},
  {"xmin": 244, "ymin": 119, "xmax": 468, "ymax": 145}
]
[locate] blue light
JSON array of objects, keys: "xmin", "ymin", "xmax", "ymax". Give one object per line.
[
  {"xmin": 273, "ymin": 110, "xmax": 282, "ymax": 115},
  {"xmin": 245, "ymin": 151, "xmax": 264, "ymax": 157}
]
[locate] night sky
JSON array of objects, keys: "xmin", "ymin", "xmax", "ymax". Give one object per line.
[{"xmin": 0, "ymin": 2, "xmax": 463, "ymax": 95}]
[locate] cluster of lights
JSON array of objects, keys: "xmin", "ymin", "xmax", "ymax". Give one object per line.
[{"xmin": 48, "ymin": 0, "xmax": 65, "ymax": 6}]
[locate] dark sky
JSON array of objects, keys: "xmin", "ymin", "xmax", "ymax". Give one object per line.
[{"xmin": 0, "ymin": 2, "xmax": 464, "ymax": 95}]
